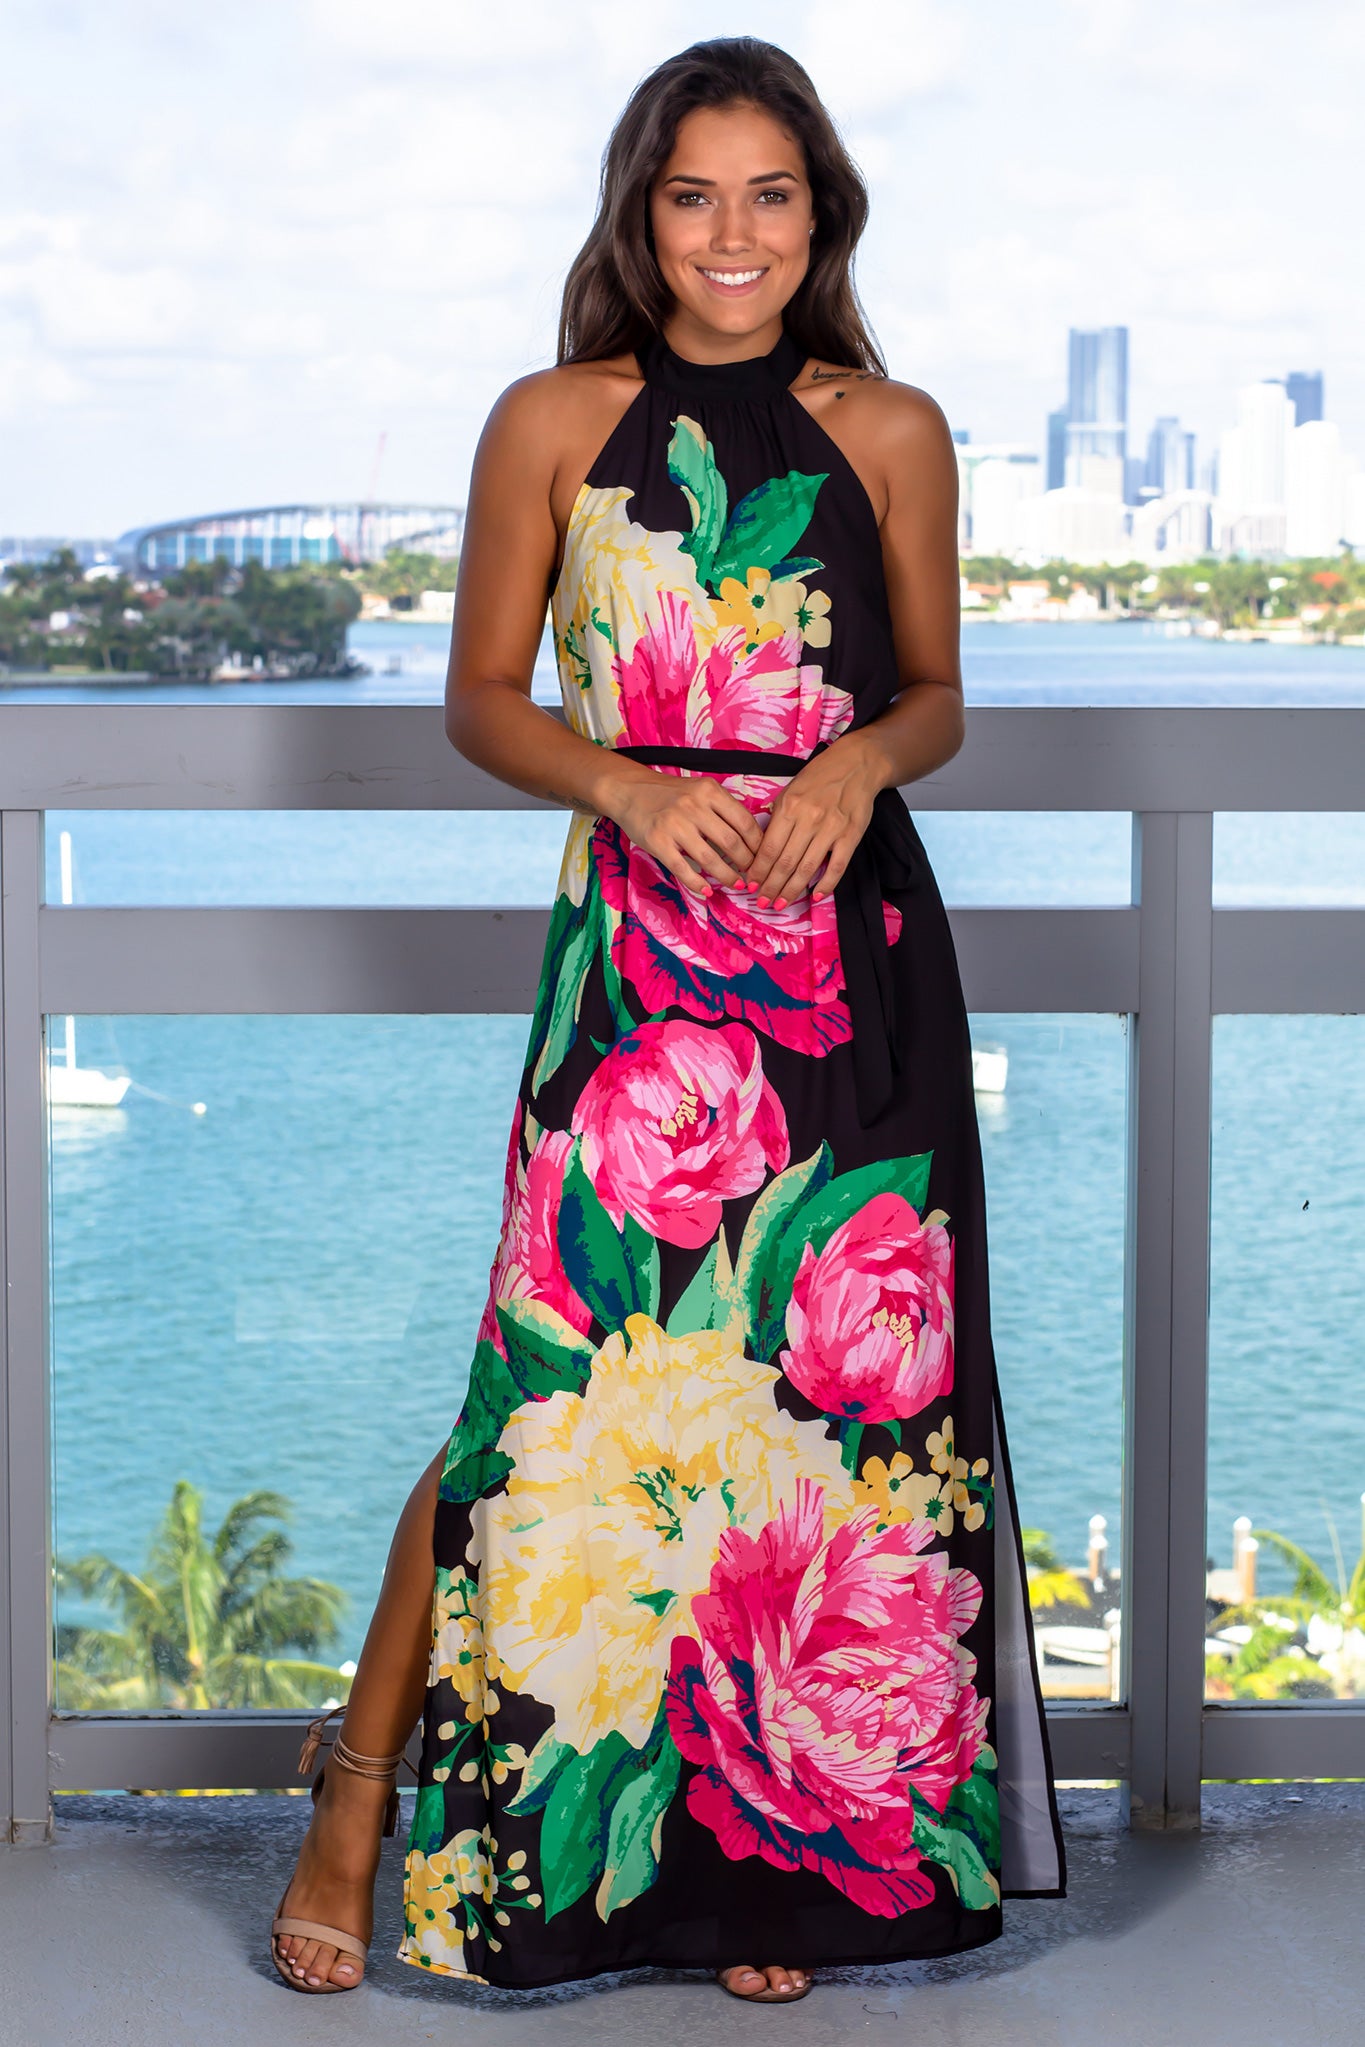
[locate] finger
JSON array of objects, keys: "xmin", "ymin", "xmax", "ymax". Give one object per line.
[
  {"xmin": 747, "ymin": 812, "xmax": 799, "ymax": 899},
  {"xmin": 779, "ymin": 829, "xmax": 843, "ymax": 904},
  {"xmin": 704, "ymin": 789, "xmax": 766, "ymax": 857},
  {"xmin": 694, "ymin": 815, "xmax": 759, "ymax": 877},
  {"xmin": 681, "ymin": 826, "xmax": 746, "ymax": 888},
  {"xmin": 811, "ymin": 830, "xmax": 859, "ymax": 898},
  {"xmin": 660, "ymin": 842, "xmax": 715, "ymax": 897},
  {"xmin": 759, "ymin": 824, "xmax": 823, "ymax": 908}
]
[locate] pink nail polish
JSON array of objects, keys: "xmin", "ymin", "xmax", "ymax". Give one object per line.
[
  {"xmin": 756, "ymin": 895, "xmax": 769, "ymax": 908},
  {"xmin": 774, "ymin": 897, "xmax": 787, "ymax": 911}
]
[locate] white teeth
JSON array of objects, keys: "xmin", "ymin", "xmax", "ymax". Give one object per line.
[{"xmin": 701, "ymin": 268, "xmax": 765, "ymax": 287}]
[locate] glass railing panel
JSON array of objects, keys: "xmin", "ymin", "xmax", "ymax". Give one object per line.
[
  {"xmin": 44, "ymin": 812, "xmax": 569, "ymax": 907},
  {"xmin": 972, "ymin": 1012, "xmax": 1128, "ymax": 1702},
  {"xmin": 1206, "ymin": 1015, "xmax": 1365, "ymax": 1704},
  {"xmin": 1214, "ymin": 814, "xmax": 1365, "ymax": 905},
  {"xmin": 49, "ymin": 1012, "xmax": 528, "ymax": 1711},
  {"xmin": 46, "ymin": 810, "xmax": 1133, "ymax": 911},
  {"xmin": 915, "ymin": 813, "xmax": 1131, "ymax": 905}
]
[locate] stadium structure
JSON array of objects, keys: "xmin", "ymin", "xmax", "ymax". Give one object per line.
[{"xmin": 117, "ymin": 503, "xmax": 466, "ymax": 575}]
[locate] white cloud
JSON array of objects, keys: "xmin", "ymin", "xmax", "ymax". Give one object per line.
[
  {"xmin": 796, "ymin": 0, "xmax": 966, "ymax": 120},
  {"xmin": 1, "ymin": 0, "xmax": 1362, "ymax": 530}
]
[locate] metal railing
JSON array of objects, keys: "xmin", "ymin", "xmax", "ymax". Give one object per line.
[{"xmin": 3, "ymin": 702, "xmax": 1365, "ymax": 1844}]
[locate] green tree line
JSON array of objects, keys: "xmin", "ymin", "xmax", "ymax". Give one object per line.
[{"xmin": 0, "ymin": 550, "xmax": 363, "ymax": 679}]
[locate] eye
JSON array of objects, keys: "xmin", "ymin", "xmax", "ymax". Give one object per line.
[
  {"xmin": 672, "ymin": 191, "xmax": 708, "ymax": 207},
  {"xmin": 757, "ymin": 188, "xmax": 790, "ymax": 204}
]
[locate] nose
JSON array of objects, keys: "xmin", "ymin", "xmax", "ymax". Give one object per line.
[{"xmin": 708, "ymin": 198, "xmax": 754, "ymax": 253}]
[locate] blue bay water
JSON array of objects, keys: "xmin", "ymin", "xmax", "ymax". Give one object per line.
[{"xmin": 31, "ymin": 619, "xmax": 1365, "ymax": 1671}]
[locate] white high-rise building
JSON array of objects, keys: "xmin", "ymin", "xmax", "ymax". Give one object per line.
[
  {"xmin": 1215, "ymin": 380, "xmax": 1295, "ymax": 556},
  {"xmin": 966, "ymin": 451, "xmax": 1043, "ymax": 556},
  {"xmin": 1017, "ymin": 486, "xmax": 1130, "ymax": 565},
  {"xmin": 1286, "ymin": 420, "xmax": 1349, "ymax": 557}
]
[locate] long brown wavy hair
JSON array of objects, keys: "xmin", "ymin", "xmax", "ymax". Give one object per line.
[{"xmin": 557, "ymin": 37, "xmax": 885, "ymax": 376}]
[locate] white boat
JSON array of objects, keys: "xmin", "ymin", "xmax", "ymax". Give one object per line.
[
  {"xmin": 47, "ymin": 832, "xmax": 131, "ymax": 1110},
  {"xmin": 971, "ymin": 1042, "xmax": 1008, "ymax": 1094}
]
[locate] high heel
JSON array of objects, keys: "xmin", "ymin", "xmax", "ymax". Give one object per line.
[{"xmin": 269, "ymin": 1706, "xmax": 413, "ymax": 1994}]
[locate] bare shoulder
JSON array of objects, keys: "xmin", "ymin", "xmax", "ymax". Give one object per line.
[
  {"xmin": 483, "ymin": 352, "xmax": 641, "ymax": 438},
  {"xmin": 794, "ymin": 358, "xmax": 956, "ymax": 523},
  {"xmin": 477, "ymin": 353, "xmax": 644, "ymax": 520}
]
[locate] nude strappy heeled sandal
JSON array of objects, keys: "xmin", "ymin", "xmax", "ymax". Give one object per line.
[{"xmin": 269, "ymin": 1706, "xmax": 410, "ymax": 1994}]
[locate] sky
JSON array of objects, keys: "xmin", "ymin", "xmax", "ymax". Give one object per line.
[{"xmin": 3, "ymin": 0, "xmax": 1362, "ymax": 537}]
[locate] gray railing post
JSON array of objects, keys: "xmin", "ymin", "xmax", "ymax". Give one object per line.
[
  {"xmin": 1, "ymin": 809, "xmax": 54, "ymax": 1844},
  {"xmin": 1122, "ymin": 810, "xmax": 1214, "ymax": 1829}
]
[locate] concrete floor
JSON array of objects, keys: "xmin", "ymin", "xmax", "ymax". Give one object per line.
[{"xmin": 2, "ymin": 1786, "xmax": 1362, "ymax": 2047}]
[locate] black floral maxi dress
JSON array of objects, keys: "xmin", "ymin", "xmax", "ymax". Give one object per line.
[{"xmin": 398, "ymin": 323, "xmax": 1066, "ymax": 1989}]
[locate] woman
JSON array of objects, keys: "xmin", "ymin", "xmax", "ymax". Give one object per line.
[{"xmin": 271, "ymin": 34, "xmax": 1064, "ymax": 2007}]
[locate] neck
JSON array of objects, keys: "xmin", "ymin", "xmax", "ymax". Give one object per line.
[{"xmin": 659, "ymin": 309, "xmax": 785, "ymax": 364}]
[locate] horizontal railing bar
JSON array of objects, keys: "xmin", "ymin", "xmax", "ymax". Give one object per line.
[
  {"xmin": 1212, "ymin": 910, "xmax": 1365, "ymax": 1012},
  {"xmin": 1202, "ymin": 1707, "xmax": 1365, "ymax": 1781},
  {"xmin": 37, "ymin": 906, "xmax": 1141, "ymax": 1015},
  {"xmin": 40, "ymin": 905, "xmax": 1365, "ymax": 1016},
  {"xmin": 4, "ymin": 704, "xmax": 1365, "ymax": 811},
  {"xmin": 46, "ymin": 1708, "xmax": 1132, "ymax": 1788}
]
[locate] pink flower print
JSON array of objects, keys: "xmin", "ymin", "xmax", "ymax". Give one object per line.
[
  {"xmin": 666, "ymin": 1478, "xmax": 988, "ymax": 1915},
  {"xmin": 614, "ymin": 589, "xmax": 703, "ymax": 746},
  {"xmin": 476, "ymin": 1126, "xmax": 593, "ymax": 1353},
  {"xmin": 779, "ymin": 1193, "xmax": 955, "ymax": 1423},
  {"xmin": 613, "ymin": 594, "xmax": 855, "ymax": 758},
  {"xmin": 594, "ymin": 813, "xmax": 855, "ymax": 1058},
  {"xmin": 569, "ymin": 1018, "xmax": 788, "ymax": 1249}
]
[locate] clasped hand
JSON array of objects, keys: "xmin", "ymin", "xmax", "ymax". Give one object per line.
[{"xmin": 612, "ymin": 737, "xmax": 884, "ymax": 908}]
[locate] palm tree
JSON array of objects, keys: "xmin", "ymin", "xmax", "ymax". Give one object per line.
[
  {"xmin": 1206, "ymin": 1513, "xmax": 1365, "ymax": 1702},
  {"xmin": 1021, "ymin": 1528, "xmax": 1086, "ymax": 1612},
  {"xmin": 56, "ymin": 1480, "xmax": 352, "ymax": 1709}
]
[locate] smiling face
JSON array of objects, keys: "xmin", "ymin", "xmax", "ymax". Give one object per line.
[{"xmin": 648, "ymin": 101, "xmax": 814, "ymax": 360}]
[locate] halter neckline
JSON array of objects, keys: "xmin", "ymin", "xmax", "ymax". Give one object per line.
[{"xmin": 637, "ymin": 323, "xmax": 807, "ymax": 401}]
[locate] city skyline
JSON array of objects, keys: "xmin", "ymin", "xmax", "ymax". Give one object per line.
[{"xmin": 3, "ymin": 0, "xmax": 1362, "ymax": 534}]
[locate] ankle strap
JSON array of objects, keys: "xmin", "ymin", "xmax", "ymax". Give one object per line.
[{"xmin": 296, "ymin": 1705, "xmax": 406, "ymax": 1781}]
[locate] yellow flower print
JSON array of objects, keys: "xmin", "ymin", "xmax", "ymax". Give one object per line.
[
  {"xmin": 926, "ymin": 1415, "xmax": 970, "ymax": 1484},
  {"xmin": 550, "ymin": 484, "xmax": 713, "ymax": 747},
  {"xmin": 404, "ymin": 1845, "xmax": 468, "ymax": 1970},
  {"xmin": 710, "ymin": 566, "xmax": 789, "ymax": 647},
  {"xmin": 402, "ymin": 1829, "xmax": 543, "ymax": 1975},
  {"xmin": 855, "ymin": 1451, "xmax": 951, "ymax": 1530},
  {"xmin": 469, "ymin": 1312, "xmax": 854, "ymax": 1752},
  {"xmin": 766, "ymin": 579, "xmax": 832, "ymax": 648},
  {"xmin": 429, "ymin": 1566, "xmax": 488, "ymax": 1725}
]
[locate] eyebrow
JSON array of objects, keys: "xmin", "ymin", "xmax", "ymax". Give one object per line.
[{"xmin": 660, "ymin": 170, "xmax": 800, "ymax": 186}]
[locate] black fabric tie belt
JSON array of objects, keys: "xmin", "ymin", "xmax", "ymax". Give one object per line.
[{"xmin": 614, "ymin": 742, "xmax": 923, "ymax": 1127}]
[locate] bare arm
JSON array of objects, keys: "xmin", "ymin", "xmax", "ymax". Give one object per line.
[{"xmin": 743, "ymin": 383, "xmax": 965, "ymax": 907}]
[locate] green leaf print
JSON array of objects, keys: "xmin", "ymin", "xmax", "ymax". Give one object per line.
[
  {"xmin": 735, "ymin": 1143, "xmax": 834, "ymax": 1361},
  {"xmin": 505, "ymin": 1725, "xmax": 578, "ymax": 1819},
  {"xmin": 558, "ymin": 1142, "xmax": 661, "ymax": 1330},
  {"xmin": 710, "ymin": 469, "xmax": 828, "ymax": 590},
  {"xmin": 736, "ymin": 1149, "xmax": 936, "ymax": 1364},
  {"xmin": 791, "ymin": 1152, "xmax": 934, "ymax": 1264},
  {"xmin": 439, "ymin": 1311, "xmax": 592, "ymax": 1507},
  {"xmin": 767, "ymin": 553, "xmax": 824, "ymax": 582},
  {"xmin": 527, "ymin": 889, "xmax": 594, "ymax": 1095},
  {"xmin": 439, "ymin": 1338, "xmax": 522, "ymax": 1504},
  {"xmin": 408, "ymin": 1779, "xmax": 451, "ymax": 1857},
  {"xmin": 910, "ymin": 1746, "xmax": 1001, "ymax": 1910},
  {"xmin": 494, "ymin": 1296, "xmax": 594, "ymax": 1392},
  {"xmin": 667, "ymin": 415, "xmax": 728, "ymax": 589},
  {"xmin": 663, "ymin": 1228, "xmax": 742, "ymax": 1339},
  {"xmin": 596, "ymin": 1738, "xmax": 682, "ymax": 1920},
  {"xmin": 538, "ymin": 1732, "xmax": 638, "ymax": 1921},
  {"xmin": 946, "ymin": 1744, "xmax": 1002, "ymax": 1869}
]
